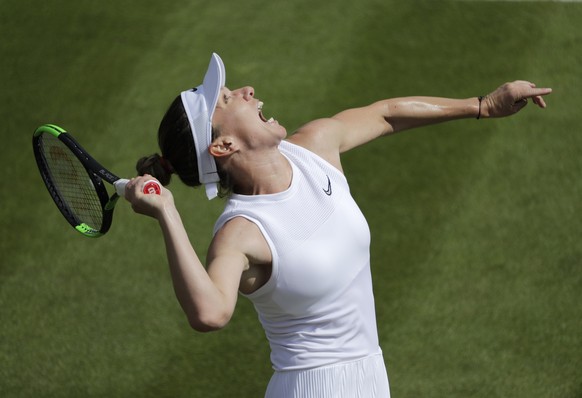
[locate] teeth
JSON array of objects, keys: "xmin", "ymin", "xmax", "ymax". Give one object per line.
[{"xmin": 258, "ymin": 101, "xmax": 274, "ymax": 124}]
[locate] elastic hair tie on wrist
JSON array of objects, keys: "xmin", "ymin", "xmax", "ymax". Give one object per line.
[{"xmin": 476, "ymin": 96, "xmax": 484, "ymax": 119}]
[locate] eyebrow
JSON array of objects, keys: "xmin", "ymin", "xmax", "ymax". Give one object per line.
[{"xmin": 218, "ymin": 87, "xmax": 230, "ymax": 106}]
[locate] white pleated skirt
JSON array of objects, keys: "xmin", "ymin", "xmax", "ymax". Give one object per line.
[{"xmin": 264, "ymin": 353, "xmax": 390, "ymax": 398}]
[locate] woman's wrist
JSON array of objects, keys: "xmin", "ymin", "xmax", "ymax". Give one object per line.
[{"xmin": 476, "ymin": 96, "xmax": 485, "ymax": 119}]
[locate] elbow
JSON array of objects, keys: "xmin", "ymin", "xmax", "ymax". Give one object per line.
[{"xmin": 187, "ymin": 311, "xmax": 231, "ymax": 333}]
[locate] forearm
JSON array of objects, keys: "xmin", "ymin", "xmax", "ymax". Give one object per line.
[
  {"xmin": 156, "ymin": 204, "xmax": 229, "ymax": 331},
  {"xmin": 385, "ymin": 79, "xmax": 553, "ymax": 134},
  {"xmin": 383, "ymin": 96, "xmax": 480, "ymax": 134}
]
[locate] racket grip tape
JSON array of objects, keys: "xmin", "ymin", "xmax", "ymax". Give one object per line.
[{"xmin": 114, "ymin": 179, "xmax": 162, "ymax": 197}]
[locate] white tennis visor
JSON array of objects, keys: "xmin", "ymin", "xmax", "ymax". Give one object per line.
[{"xmin": 180, "ymin": 53, "xmax": 226, "ymax": 200}]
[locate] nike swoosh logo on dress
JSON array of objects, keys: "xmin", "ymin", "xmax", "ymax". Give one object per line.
[{"xmin": 323, "ymin": 175, "xmax": 332, "ymax": 196}]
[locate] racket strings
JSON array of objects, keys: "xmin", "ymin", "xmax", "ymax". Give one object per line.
[{"xmin": 40, "ymin": 134, "xmax": 104, "ymax": 229}]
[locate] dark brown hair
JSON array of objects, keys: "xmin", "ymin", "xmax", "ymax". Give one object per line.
[
  {"xmin": 136, "ymin": 95, "xmax": 232, "ymax": 196},
  {"xmin": 136, "ymin": 95, "xmax": 199, "ymax": 187}
]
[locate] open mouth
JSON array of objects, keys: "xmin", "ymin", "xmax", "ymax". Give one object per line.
[{"xmin": 258, "ymin": 101, "xmax": 274, "ymax": 124}]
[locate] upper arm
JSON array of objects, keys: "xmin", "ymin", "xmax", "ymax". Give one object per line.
[
  {"xmin": 287, "ymin": 101, "xmax": 392, "ymax": 167},
  {"xmin": 206, "ymin": 217, "xmax": 272, "ymax": 309},
  {"xmin": 205, "ymin": 221, "xmax": 249, "ymax": 319},
  {"xmin": 331, "ymin": 100, "xmax": 394, "ymax": 152},
  {"xmin": 289, "ymin": 95, "xmax": 476, "ymax": 158}
]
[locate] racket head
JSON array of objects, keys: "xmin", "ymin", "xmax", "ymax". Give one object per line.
[{"xmin": 33, "ymin": 124, "xmax": 116, "ymax": 237}]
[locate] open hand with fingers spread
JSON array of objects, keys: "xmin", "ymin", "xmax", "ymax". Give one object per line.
[{"xmin": 481, "ymin": 80, "xmax": 552, "ymax": 118}]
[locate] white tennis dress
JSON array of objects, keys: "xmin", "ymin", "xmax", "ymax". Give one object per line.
[{"xmin": 214, "ymin": 141, "xmax": 390, "ymax": 397}]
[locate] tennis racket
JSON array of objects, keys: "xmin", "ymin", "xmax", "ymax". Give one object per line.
[{"xmin": 32, "ymin": 123, "xmax": 161, "ymax": 238}]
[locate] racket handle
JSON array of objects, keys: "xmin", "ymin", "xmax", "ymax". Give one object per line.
[
  {"xmin": 142, "ymin": 180, "xmax": 162, "ymax": 195},
  {"xmin": 114, "ymin": 179, "xmax": 162, "ymax": 197}
]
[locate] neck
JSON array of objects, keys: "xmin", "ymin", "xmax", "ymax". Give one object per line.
[{"xmin": 227, "ymin": 147, "xmax": 292, "ymax": 196}]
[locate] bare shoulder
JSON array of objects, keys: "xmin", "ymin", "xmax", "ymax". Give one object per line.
[
  {"xmin": 209, "ymin": 216, "xmax": 272, "ymax": 270},
  {"xmin": 286, "ymin": 118, "xmax": 345, "ymax": 172}
]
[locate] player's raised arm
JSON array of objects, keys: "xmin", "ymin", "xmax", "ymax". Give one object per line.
[{"xmin": 320, "ymin": 80, "xmax": 552, "ymax": 154}]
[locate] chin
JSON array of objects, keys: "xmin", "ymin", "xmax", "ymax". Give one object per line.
[{"xmin": 277, "ymin": 125, "xmax": 288, "ymax": 139}]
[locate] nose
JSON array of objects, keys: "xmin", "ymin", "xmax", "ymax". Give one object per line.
[{"xmin": 239, "ymin": 86, "xmax": 254, "ymax": 100}]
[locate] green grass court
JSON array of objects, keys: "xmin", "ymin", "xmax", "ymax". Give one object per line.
[{"xmin": 1, "ymin": 0, "xmax": 581, "ymax": 397}]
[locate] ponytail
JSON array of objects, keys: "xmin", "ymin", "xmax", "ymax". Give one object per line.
[{"xmin": 136, "ymin": 153, "xmax": 173, "ymax": 186}]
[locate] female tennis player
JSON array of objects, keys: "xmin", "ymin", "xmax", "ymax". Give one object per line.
[{"xmin": 124, "ymin": 53, "xmax": 551, "ymax": 397}]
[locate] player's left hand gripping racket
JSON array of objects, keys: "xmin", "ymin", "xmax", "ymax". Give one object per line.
[{"xmin": 33, "ymin": 124, "xmax": 161, "ymax": 238}]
